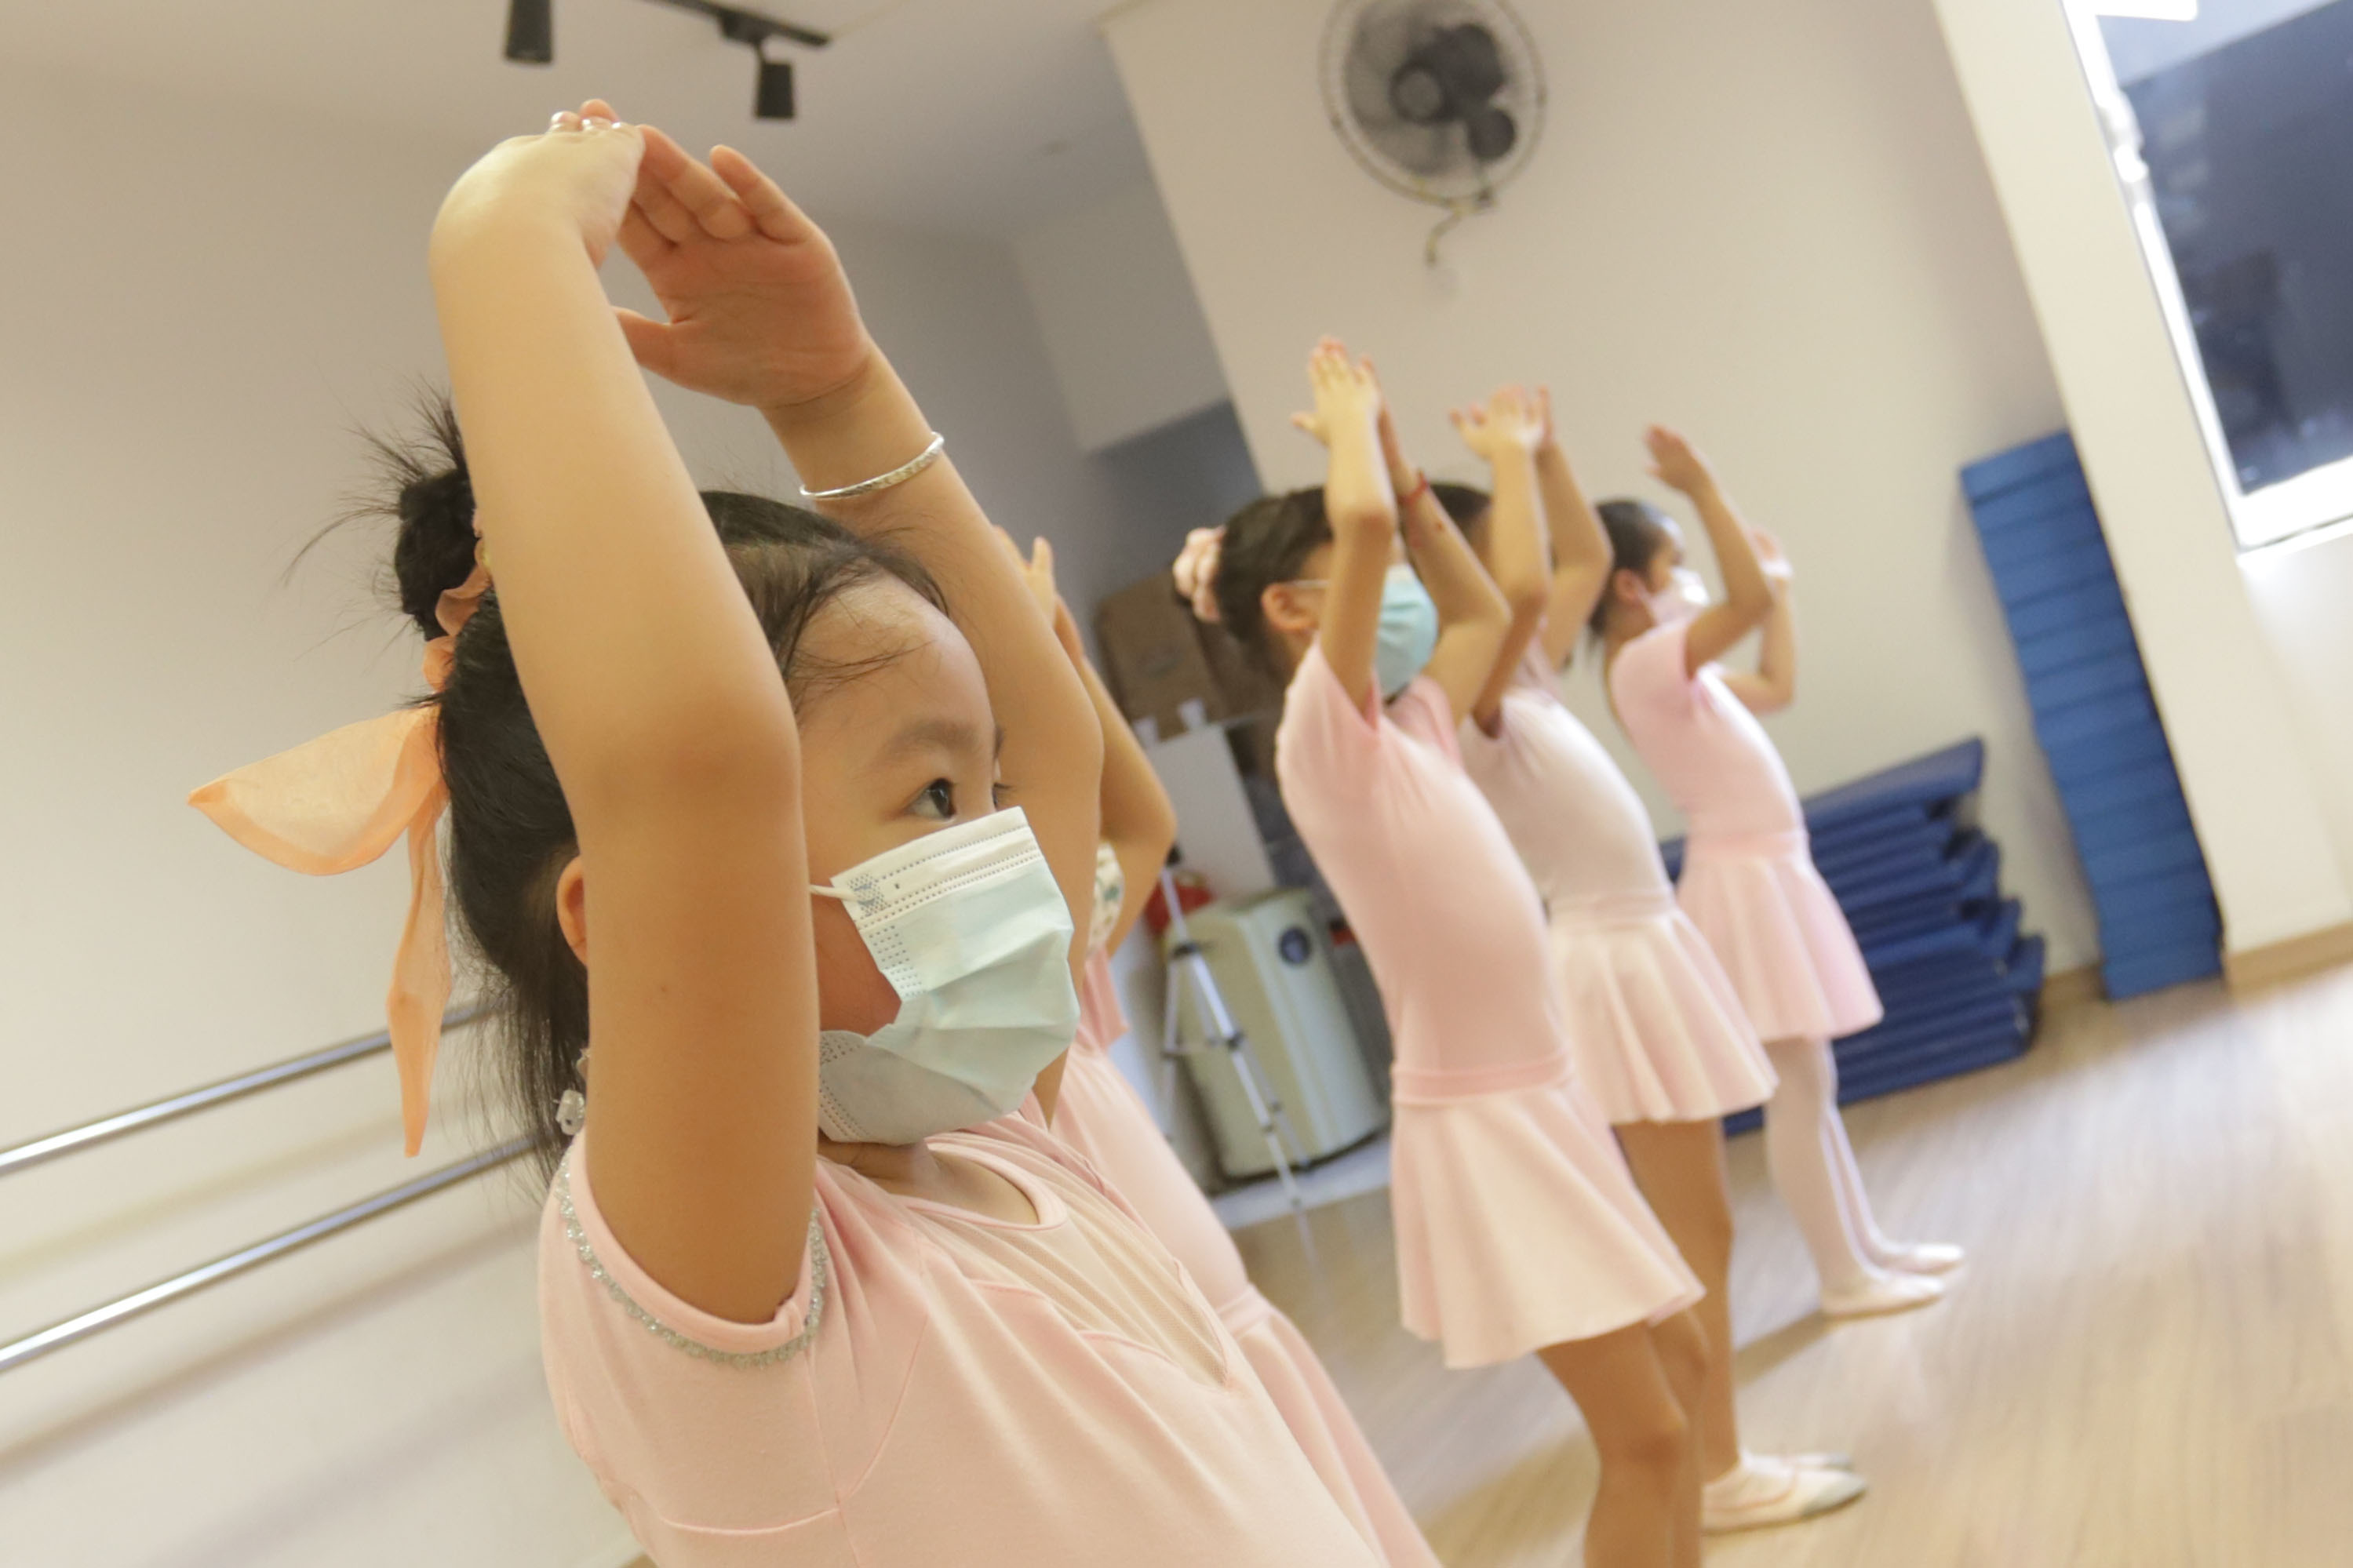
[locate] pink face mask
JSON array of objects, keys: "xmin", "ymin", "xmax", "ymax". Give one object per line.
[{"xmin": 1648, "ymin": 567, "xmax": 1710, "ymax": 626}]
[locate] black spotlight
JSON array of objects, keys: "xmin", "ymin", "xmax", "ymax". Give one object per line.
[
  {"xmin": 756, "ymin": 53, "xmax": 796, "ymax": 120},
  {"xmin": 504, "ymin": 0, "xmax": 553, "ymax": 64}
]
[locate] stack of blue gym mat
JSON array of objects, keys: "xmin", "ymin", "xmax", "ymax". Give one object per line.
[
  {"xmin": 1666, "ymin": 739, "xmax": 2047, "ymax": 1135},
  {"xmin": 1960, "ymin": 431, "xmax": 2224, "ymax": 999}
]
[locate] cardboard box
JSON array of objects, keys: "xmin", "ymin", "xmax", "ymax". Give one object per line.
[{"xmin": 1096, "ymin": 574, "xmax": 1224, "ymax": 741}]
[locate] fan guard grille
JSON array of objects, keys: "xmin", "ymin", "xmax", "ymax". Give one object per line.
[{"xmin": 1320, "ymin": 0, "xmax": 1546, "ymax": 211}]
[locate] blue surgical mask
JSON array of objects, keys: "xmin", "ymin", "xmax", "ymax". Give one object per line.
[
  {"xmin": 811, "ymin": 808, "xmax": 1079, "ymax": 1145},
  {"xmin": 1376, "ymin": 564, "xmax": 1441, "ymax": 699}
]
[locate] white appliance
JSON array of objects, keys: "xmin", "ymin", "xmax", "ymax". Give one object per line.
[{"xmin": 1166, "ymin": 889, "xmax": 1387, "ymax": 1180}]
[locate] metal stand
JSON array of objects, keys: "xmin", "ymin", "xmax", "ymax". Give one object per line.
[{"xmin": 1157, "ymin": 870, "xmax": 1307, "ymax": 1212}]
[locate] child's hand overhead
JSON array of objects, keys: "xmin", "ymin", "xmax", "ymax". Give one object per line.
[
  {"xmin": 1643, "ymin": 424, "xmax": 1719, "ymax": 498},
  {"xmin": 574, "ymin": 99, "xmax": 876, "ymax": 419},
  {"xmin": 1751, "ymin": 528, "xmax": 1794, "ymax": 593},
  {"xmin": 995, "ymin": 526, "xmax": 1060, "ymax": 625},
  {"xmin": 432, "ymin": 111, "xmax": 645, "ymax": 266},
  {"xmin": 1452, "ymin": 384, "xmax": 1546, "ymax": 466}
]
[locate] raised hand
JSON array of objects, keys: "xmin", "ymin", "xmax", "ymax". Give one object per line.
[
  {"xmin": 1751, "ymin": 528, "xmax": 1795, "ymax": 593},
  {"xmin": 1643, "ymin": 424, "xmax": 1720, "ymax": 498},
  {"xmin": 577, "ymin": 100, "xmax": 876, "ymax": 418},
  {"xmin": 432, "ymin": 111, "xmax": 646, "ymax": 267},
  {"xmin": 1452, "ymin": 384, "xmax": 1546, "ymax": 466},
  {"xmin": 993, "ymin": 526, "xmax": 1060, "ymax": 624},
  {"xmin": 1532, "ymin": 385, "xmax": 1557, "ymax": 450}
]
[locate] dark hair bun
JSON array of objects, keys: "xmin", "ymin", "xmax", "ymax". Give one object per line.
[{"xmin": 377, "ymin": 398, "xmax": 478, "ymax": 638}]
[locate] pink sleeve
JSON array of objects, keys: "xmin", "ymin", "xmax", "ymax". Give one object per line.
[
  {"xmin": 1075, "ymin": 948, "xmax": 1127, "ymax": 1050},
  {"xmin": 539, "ymin": 1137, "xmax": 853, "ymax": 1548},
  {"xmin": 1274, "ymin": 642, "xmax": 1385, "ymax": 793},
  {"xmin": 1384, "ymin": 675, "xmax": 1462, "ymax": 765},
  {"xmin": 1608, "ymin": 622, "xmax": 1698, "ymax": 719}
]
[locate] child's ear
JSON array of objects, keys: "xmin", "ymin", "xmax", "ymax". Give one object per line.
[
  {"xmin": 1262, "ymin": 581, "xmax": 1317, "ymax": 636},
  {"xmin": 555, "ymin": 857, "xmax": 589, "ymax": 966},
  {"xmin": 1612, "ymin": 566, "xmax": 1648, "ymax": 606}
]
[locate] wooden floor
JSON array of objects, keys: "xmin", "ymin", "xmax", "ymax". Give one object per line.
[{"xmin": 1232, "ymin": 966, "xmax": 2353, "ymax": 1567}]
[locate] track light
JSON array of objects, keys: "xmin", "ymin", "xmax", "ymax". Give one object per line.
[
  {"xmin": 756, "ymin": 54, "xmax": 796, "ymax": 121},
  {"xmin": 504, "ymin": 0, "xmax": 553, "ymax": 64},
  {"xmin": 640, "ymin": 2, "xmax": 829, "ymax": 122}
]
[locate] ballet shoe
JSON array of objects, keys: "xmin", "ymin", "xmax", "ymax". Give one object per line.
[
  {"xmin": 1878, "ymin": 1239, "xmax": 1965, "ymax": 1275},
  {"xmin": 1818, "ymin": 1268, "xmax": 1943, "ymax": 1319},
  {"xmin": 1702, "ymin": 1454, "xmax": 1868, "ymax": 1533}
]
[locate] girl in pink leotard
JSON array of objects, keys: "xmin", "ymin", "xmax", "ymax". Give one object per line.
[
  {"xmin": 1597, "ymin": 427, "xmax": 1965, "ymax": 1321},
  {"xmin": 1003, "ymin": 533, "xmax": 1439, "ymax": 1568},
  {"xmin": 1180, "ymin": 340, "xmax": 1708, "ymax": 1568},
  {"xmin": 199, "ymin": 116, "xmax": 1382, "ymax": 1568},
  {"xmin": 1442, "ymin": 388, "xmax": 1859, "ymax": 1532}
]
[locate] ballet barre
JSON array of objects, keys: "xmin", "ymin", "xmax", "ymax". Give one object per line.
[{"xmin": 0, "ymin": 1006, "xmax": 521, "ymax": 1377}]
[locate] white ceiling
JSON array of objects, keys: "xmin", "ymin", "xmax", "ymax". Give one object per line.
[{"xmin": 0, "ymin": 0, "xmax": 1156, "ymax": 236}]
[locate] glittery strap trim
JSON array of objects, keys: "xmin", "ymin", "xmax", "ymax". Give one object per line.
[{"xmin": 555, "ymin": 1151, "xmax": 829, "ymax": 1369}]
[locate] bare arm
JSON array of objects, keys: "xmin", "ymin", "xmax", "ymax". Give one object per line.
[
  {"xmin": 1718, "ymin": 532, "xmax": 1798, "ymax": 713},
  {"xmin": 1015, "ymin": 534, "xmax": 1178, "ymax": 954},
  {"xmin": 1533, "ymin": 406, "xmax": 1612, "ymax": 672},
  {"xmin": 1299, "ymin": 340, "xmax": 1400, "ymax": 711},
  {"xmin": 1648, "ymin": 427, "xmax": 1776, "ymax": 675},
  {"xmin": 609, "ymin": 126, "xmax": 1103, "ymax": 978},
  {"xmin": 432, "ymin": 122, "xmax": 816, "ymax": 1324},
  {"xmin": 1452, "ymin": 386, "xmax": 1549, "ymax": 732}
]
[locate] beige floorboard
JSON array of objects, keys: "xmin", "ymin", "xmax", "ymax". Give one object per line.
[{"xmin": 1232, "ymin": 966, "xmax": 2353, "ymax": 1566}]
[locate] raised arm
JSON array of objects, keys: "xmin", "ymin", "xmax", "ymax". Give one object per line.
[
  {"xmin": 1532, "ymin": 393, "xmax": 1613, "ymax": 672},
  {"xmin": 605, "ymin": 116, "xmax": 1102, "ymax": 975},
  {"xmin": 1011, "ymin": 533, "xmax": 1176, "ymax": 952},
  {"xmin": 1649, "ymin": 426, "xmax": 1776, "ymax": 675},
  {"xmin": 431, "ymin": 118, "xmax": 817, "ymax": 1323},
  {"xmin": 1293, "ymin": 340, "xmax": 1399, "ymax": 711},
  {"xmin": 1718, "ymin": 530, "xmax": 1798, "ymax": 714},
  {"xmin": 1452, "ymin": 386, "xmax": 1549, "ymax": 733}
]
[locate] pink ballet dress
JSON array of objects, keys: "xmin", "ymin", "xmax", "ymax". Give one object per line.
[
  {"xmin": 1051, "ymin": 952, "xmax": 1439, "ymax": 1568},
  {"xmin": 1458, "ymin": 660, "xmax": 1777, "ymax": 1124},
  {"xmin": 1608, "ymin": 620, "xmax": 1884, "ymax": 1042},
  {"xmin": 541, "ymin": 1114, "xmax": 1380, "ymax": 1567},
  {"xmin": 1275, "ymin": 643, "xmax": 1702, "ymax": 1370}
]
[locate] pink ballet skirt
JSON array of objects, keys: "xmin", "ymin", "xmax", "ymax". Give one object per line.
[
  {"xmin": 1052, "ymin": 954, "xmax": 1439, "ymax": 1567},
  {"xmin": 1677, "ymin": 831, "xmax": 1882, "ymax": 1042},
  {"xmin": 1276, "ymin": 646, "xmax": 1701, "ymax": 1369},
  {"xmin": 1390, "ymin": 1057, "xmax": 1710, "ymax": 1368},
  {"xmin": 1609, "ymin": 621, "xmax": 1885, "ymax": 1045},
  {"xmin": 1460, "ymin": 676, "xmax": 1776, "ymax": 1124}
]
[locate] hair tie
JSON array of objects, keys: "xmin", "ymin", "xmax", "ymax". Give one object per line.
[
  {"xmin": 188, "ymin": 555, "xmax": 493, "ymax": 1157},
  {"xmin": 1172, "ymin": 526, "xmax": 1226, "ymax": 624}
]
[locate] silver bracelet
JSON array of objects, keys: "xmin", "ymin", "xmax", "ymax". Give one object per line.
[{"xmin": 800, "ymin": 432, "xmax": 946, "ymax": 501}]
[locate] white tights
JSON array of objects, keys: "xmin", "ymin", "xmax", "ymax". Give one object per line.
[{"xmin": 1759, "ymin": 1036, "xmax": 1897, "ymax": 1290}]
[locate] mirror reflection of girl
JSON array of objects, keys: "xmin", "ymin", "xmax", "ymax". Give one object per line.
[
  {"xmin": 198, "ymin": 111, "xmax": 1386, "ymax": 1567},
  {"xmin": 1003, "ymin": 533, "xmax": 1439, "ymax": 1568},
  {"xmin": 1595, "ymin": 428, "xmax": 1965, "ymax": 1319},
  {"xmin": 1445, "ymin": 390, "xmax": 1863, "ymax": 1531},
  {"xmin": 1179, "ymin": 339, "xmax": 1711, "ymax": 1568}
]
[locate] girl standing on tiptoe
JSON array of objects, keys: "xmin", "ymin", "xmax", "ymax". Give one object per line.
[
  {"xmin": 195, "ymin": 108, "xmax": 1385, "ymax": 1567},
  {"xmin": 1597, "ymin": 427, "xmax": 1964, "ymax": 1320},
  {"xmin": 1445, "ymin": 386, "xmax": 1862, "ymax": 1531},
  {"xmin": 1000, "ymin": 531, "xmax": 1439, "ymax": 1568},
  {"xmin": 1178, "ymin": 338, "xmax": 1710, "ymax": 1568}
]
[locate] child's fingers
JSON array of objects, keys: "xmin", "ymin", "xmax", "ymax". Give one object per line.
[
  {"xmin": 617, "ymin": 206, "xmax": 674, "ymax": 269},
  {"xmin": 614, "ymin": 307, "xmax": 675, "ymax": 375},
  {"xmin": 1029, "ymin": 536, "xmax": 1056, "ymax": 584},
  {"xmin": 643, "ymin": 141, "xmax": 752, "ymax": 240},
  {"xmin": 710, "ymin": 146, "xmax": 821, "ymax": 245},
  {"xmin": 632, "ymin": 176, "xmax": 702, "ymax": 245}
]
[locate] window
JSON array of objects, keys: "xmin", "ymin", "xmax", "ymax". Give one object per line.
[{"xmin": 2072, "ymin": 0, "xmax": 2353, "ymax": 548}]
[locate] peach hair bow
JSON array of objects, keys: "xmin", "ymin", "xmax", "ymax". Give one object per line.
[{"xmin": 188, "ymin": 562, "xmax": 491, "ymax": 1157}]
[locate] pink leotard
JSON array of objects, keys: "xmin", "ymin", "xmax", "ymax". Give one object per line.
[
  {"xmin": 541, "ymin": 1111, "xmax": 1380, "ymax": 1566},
  {"xmin": 1274, "ymin": 643, "xmax": 1699, "ymax": 1368},
  {"xmin": 1608, "ymin": 620, "xmax": 1882, "ymax": 1042},
  {"xmin": 1459, "ymin": 660, "xmax": 1776, "ymax": 1123}
]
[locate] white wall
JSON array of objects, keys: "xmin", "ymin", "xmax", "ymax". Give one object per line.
[
  {"xmin": 1107, "ymin": 0, "xmax": 2103, "ymax": 969},
  {"xmin": 1933, "ymin": 0, "xmax": 2353, "ymax": 955},
  {"xmin": 2238, "ymin": 529, "xmax": 2353, "ymax": 896},
  {"xmin": 0, "ymin": 57, "xmax": 1201, "ymax": 1568},
  {"xmin": 1013, "ymin": 179, "xmax": 1231, "ymax": 453}
]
